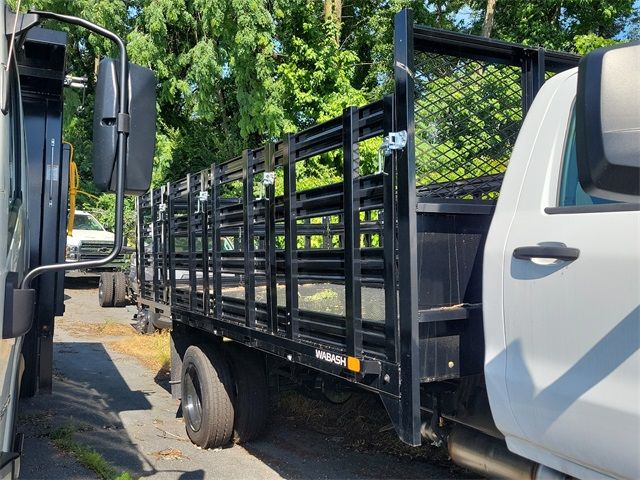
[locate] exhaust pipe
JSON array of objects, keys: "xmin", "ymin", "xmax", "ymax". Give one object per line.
[{"xmin": 448, "ymin": 427, "xmax": 567, "ymax": 480}]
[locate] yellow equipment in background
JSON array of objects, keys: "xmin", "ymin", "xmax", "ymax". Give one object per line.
[{"xmin": 66, "ymin": 141, "xmax": 99, "ymax": 236}]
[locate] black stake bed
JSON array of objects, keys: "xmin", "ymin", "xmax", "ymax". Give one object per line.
[{"xmin": 136, "ymin": 9, "xmax": 579, "ymax": 446}]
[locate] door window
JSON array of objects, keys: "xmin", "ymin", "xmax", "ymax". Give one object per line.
[
  {"xmin": 557, "ymin": 111, "xmax": 617, "ymax": 207},
  {"xmin": 8, "ymin": 55, "xmax": 21, "ymax": 205}
]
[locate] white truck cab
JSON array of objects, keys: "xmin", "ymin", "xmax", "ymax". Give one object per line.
[
  {"xmin": 66, "ymin": 210, "xmax": 115, "ymax": 259},
  {"xmin": 66, "ymin": 211, "xmax": 113, "ymax": 242},
  {"xmin": 65, "ymin": 210, "xmax": 128, "ymax": 277},
  {"xmin": 485, "ymin": 60, "xmax": 639, "ymax": 478}
]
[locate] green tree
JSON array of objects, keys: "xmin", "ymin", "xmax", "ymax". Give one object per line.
[
  {"xmin": 469, "ymin": 0, "xmax": 635, "ymax": 51},
  {"xmin": 10, "ymin": 0, "xmax": 637, "ymax": 220}
]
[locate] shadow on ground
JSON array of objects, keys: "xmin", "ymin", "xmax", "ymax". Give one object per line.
[
  {"xmin": 64, "ymin": 276, "xmax": 100, "ymax": 290},
  {"xmin": 18, "ymin": 283, "xmax": 470, "ymax": 479},
  {"xmin": 19, "ymin": 341, "xmax": 207, "ymax": 479},
  {"xmin": 20, "ymin": 340, "xmax": 468, "ymax": 479}
]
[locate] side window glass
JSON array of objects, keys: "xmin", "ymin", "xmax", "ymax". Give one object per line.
[
  {"xmin": 8, "ymin": 55, "xmax": 21, "ymax": 205},
  {"xmin": 558, "ymin": 110, "xmax": 617, "ymax": 207}
]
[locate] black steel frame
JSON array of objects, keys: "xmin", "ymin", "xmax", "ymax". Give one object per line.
[
  {"xmin": 137, "ymin": 9, "xmax": 579, "ymax": 446},
  {"xmin": 19, "ymin": 28, "xmax": 69, "ymax": 396}
]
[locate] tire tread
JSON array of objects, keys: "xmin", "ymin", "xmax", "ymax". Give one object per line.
[
  {"xmin": 113, "ymin": 272, "xmax": 127, "ymax": 307},
  {"xmin": 226, "ymin": 345, "xmax": 269, "ymax": 444},
  {"xmin": 181, "ymin": 344, "xmax": 235, "ymax": 448},
  {"xmin": 98, "ymin": 272, "xmax": 115, "ymax": 307}
]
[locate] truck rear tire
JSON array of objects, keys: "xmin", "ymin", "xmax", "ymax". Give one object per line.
[
  {"xmin": 181, "ymin": 345, "xmax": 235, "ymax": 448},
  {"xmin": 113, "ymin": 272, "xmax": 128, "ymax": 307},
  {"xmin": 98, "ymin": 272, "xmax": 114, "ymax": 307},
  {"xmin": 226, "ymin": 344, "xmax": 269, "ymax": 443}
]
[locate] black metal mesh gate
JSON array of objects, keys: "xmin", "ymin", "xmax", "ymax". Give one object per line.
[
  {"xmin": 414, "ymin": 53, "xmax": 522, "ymax": 198},
  {"xmin": 412, "ymin": 27, "xmax": 579, "ymax": 199}
]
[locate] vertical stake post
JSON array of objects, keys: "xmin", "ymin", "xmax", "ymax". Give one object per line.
[
  {"xmin": 243, "ymin": 149, "xmax": 256, "ymax": 328},
  {"xmin": 394, "ymin": 7, "xmax": 421, "ymax": 447},
  {"xmin": 343, "ymin": 106, "xmax": 362, "ymax": 358},
  {"xmin": 265, "ymin": 143, "xmax": 278, "ymax": 333},
  {"xmin": 382, "ymin": 94, "xmax": 398, "ymax": 363},
  {"xmin": 283, "ymin": 134, "xmax": 299, "ymax": 339}
]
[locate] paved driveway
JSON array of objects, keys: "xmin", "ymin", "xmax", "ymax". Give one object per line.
[{"xmin": 18, "ymin": 282, "xmax": 469, "ymax": 479}]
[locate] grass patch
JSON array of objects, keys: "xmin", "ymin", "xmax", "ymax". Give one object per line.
[
  {"xmin": 108, "ymin": 330, "xmax": 170, "ymax": 374},
  {"xmin": 92, "ymin": 322, "xmax": 136, "ymax": 336},
  {"xmin": 50, "ymin": 425, "xmax": 133, "ymax": 480},
  {"xmin": 59, "ymin": 318, "xmax": 169, "ymax": 375},
  {"xmin": 61, "ymin": 320, "xmax": 135, "ymax": 338}
]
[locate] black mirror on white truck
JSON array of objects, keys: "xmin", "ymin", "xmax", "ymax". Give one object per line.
[
  {"xmin": 93, "ymin": 58, "xmax": 156, "ymax": 195},
  {"xmin": 575, "ymin": 42, "xmax": 640, "ymax": 202}
]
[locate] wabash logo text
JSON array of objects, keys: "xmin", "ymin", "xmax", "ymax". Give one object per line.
[{"xmin": 315, "ymin": 349, "xmax": 347, "ymax": 367}]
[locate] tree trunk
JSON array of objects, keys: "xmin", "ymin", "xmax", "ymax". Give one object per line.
[
  {"xmin": 323, "ymin": 0, "xmax": 342, "ymax": 45},
  {"xmin": 481, "ymin": 0, "xmax": 497, "ymax": 38}
]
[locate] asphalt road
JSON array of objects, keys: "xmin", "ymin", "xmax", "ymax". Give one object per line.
[{"xmin": 17, "ymin": 280, "xmax": 468, "ymax": 479}]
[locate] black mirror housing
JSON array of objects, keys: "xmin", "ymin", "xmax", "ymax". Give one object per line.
[
  {"xmin": 93, "ymin": 58, "xmax": 156, "ymax": 195},
  {"xmin": 2, "ymin": 273, "xmax": 35, "ymax": 339},
  {"xmin": 575, "ymin": 42, "xmax": 640, "ymax": 202}
]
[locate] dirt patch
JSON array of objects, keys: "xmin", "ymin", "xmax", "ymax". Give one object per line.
[
  {"xmin": 108, "ymin": 331, "xmax": 171, "ymax": 375},
  {"xmin": 59, "ymin": 318, "xmax": 171, "ymax": 376},
  {"xmin": 275, "ymin": 392, "xmax": 457, "ymax": 468},
  {"xmin": 59, "ymin": 320, "xmax": 136, "ymax": 338},
  {"xmin": 151, "ymin": 448, "xmax": 190, "ymax": 461}
]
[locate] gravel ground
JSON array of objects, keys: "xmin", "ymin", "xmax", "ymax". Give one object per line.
[{"xmin": 17, "ymin": 278, "xmax": 470, "ymax": 480}]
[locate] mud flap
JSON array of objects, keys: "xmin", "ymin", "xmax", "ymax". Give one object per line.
[{"xmin": 170, "ymin": 331, "xmax": 183, "ymax": 400}]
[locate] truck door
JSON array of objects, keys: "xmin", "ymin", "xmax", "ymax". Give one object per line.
[{"xmin": 496, "ymin": 72, "xmax": 639, "ymax": 479}]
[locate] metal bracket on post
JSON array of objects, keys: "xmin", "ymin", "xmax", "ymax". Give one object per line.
[
  {"xmin": 158, "ymin": 202, "xmax": 167, "ymax": 220},
  {"xmin": 263, "ymin": 171, "xmax": 276, "ymax": 186},
  {"xmin": 378, "ymin": 130, "xmax": 407, "ymax": 174},
  {"xmin": 382, "ymin": 130, "xmax": 407, "ymax": 156},
  {"xmin": 261, "ymin": 171, "xmax": 276, "ymax": 199},
  {"xmin": 195, "ymin": 190, "xmax": 209, "ymax": 214}
]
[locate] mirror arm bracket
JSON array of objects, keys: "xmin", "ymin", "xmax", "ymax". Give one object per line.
[
  {"xmin": 4, "ymin": 8, "xmax": 40, "ymax": 40},
  {"xmin": 117, "ymin": 113, "xmax": 130, "ymax": 133},
  {"xmin": 20, "ymin": 11, "xmax": 130, "ymax": 290}
]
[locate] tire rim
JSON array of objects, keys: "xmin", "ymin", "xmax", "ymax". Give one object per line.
[
  {"xmin": 98, "ymin": 280, "xmax": 104, "ymax": 301},
  {"xmin": 184, "ymin": 364, "xmax": 203, "ymax": 432}
]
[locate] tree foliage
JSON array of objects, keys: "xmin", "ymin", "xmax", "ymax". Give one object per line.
[{"xmin": 10, "ymin": 0, "xmax": 637, "ymax": 229}]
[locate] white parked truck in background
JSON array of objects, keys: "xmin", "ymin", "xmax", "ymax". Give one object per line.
[
  {"xmin": 65, "ymin": 210, "xmax": 133, "ymax": 308},
  {"xmin": 65, "ymin": 210, "xmax": 129, "ymax": 276}
]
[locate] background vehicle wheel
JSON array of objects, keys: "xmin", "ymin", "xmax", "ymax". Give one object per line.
[
  {"xmin": 134, "ymin": 309, "xmax": 156, "ymax": 334},
  {"xmin": 181, "ymin": 345, "xmax": 235, "ymax": 448},
  {"xmin": 226, "ymin": 344, "xmax": 269, "ymax": 443},
  {"xmin": 98, "ymin": 272, "xmax": 114, "ymax": 307},
  {"xmin": 113, "ymin": 272, "xmax": 128, "ymax": 307}
]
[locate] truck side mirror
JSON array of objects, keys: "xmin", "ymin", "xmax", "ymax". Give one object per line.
[
  {"xmin": 575, "ymin": 42, "xmax": 640, "ymax": 202},
  {"xmin": 92, "ymin": 58, "xmax": 156, "ymax": 195}
]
